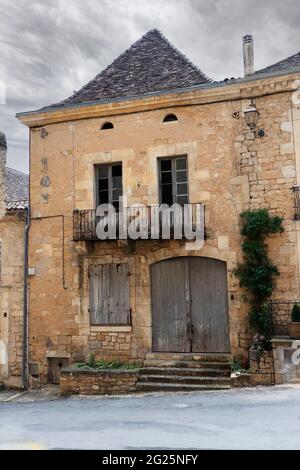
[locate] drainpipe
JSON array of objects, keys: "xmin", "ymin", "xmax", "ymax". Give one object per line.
[{"xmin": 22, "ymin": 204, "xmax": 30, "ymax": 390}]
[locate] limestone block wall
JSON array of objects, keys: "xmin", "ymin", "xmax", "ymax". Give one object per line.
[{"xmin": 27, "ymin": 81, "xmax": 300, "ymax": 383}]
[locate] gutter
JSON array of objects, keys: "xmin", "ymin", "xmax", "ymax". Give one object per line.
[{"xmin": 22, "ymin": 204, "xmax": 30, "ymax": 390}]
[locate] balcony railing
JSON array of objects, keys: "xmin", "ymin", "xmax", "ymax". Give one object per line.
[{"xmin": 73, "ymin": 204, "xmax": 203, "ymax": 242}]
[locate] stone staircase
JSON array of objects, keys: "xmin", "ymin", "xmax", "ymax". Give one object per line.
[{"xmin": 136, "ymin": 352, "xmax": 232, "ymax": 392}]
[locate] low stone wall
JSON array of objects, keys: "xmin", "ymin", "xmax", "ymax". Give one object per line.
[
  {"xmin": 249, "ymin": 350, "xmax": 275, "ymax": 386},
  {"xmin": 60, "ymin": 367, "xmax": 139, "ymax": 396}
]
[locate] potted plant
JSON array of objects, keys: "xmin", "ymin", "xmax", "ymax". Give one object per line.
[{"xmin": 289, "ymin": 303, "xmax": 300, "ymax": 339}]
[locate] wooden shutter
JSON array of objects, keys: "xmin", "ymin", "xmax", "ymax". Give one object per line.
[{"xmin": 89, "ymin": 264, "xmax": 130, "ymax": 325}]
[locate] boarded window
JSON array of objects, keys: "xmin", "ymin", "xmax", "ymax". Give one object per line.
[
  {"xmin": 159, "ymin": 155, "xmax": 189, "ymax": 205},
  {"xmin": 95, "ymin": 163, "xmax": 123, "ymax": 211},
  {"xmin": 89, "ymin": 264, "xmax": 130, "ymax": 325}
]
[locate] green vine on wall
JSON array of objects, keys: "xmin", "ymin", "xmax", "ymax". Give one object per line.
[{"xmin": 234, "ymin": 209, "xmax": 284, "ymax": 341}]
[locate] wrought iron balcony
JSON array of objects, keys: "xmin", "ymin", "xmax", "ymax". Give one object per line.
[{"xmin": 73, "ymin": 204, "xmax": 204, "ymax": 242}]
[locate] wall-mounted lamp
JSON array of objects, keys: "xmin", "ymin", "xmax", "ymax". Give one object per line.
[{"xmin": 244, "ymin": 100, "xmax": 260, "ymax": 129}]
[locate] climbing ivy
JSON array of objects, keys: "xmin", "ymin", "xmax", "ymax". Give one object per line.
[{"xmin": 234, "ymin": 209, "xmax": 284, "ymax": 340}]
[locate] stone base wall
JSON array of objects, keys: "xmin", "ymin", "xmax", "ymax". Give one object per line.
[
  {"xmin": 60, "ymin": 367, "xmax": 139, "ymax": 396},
  {"xmin": 250, "ymin": 350, "xmax": 275, "ymax": 386},
  {"xmin": 89, "ymin": 329, "xmax": 132, "ymax": 358}
]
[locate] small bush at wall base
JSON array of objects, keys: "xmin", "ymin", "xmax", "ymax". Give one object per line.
[
  {"xmin": 230, "ymin": 358, "xmax": 249, "ymax": 374},
  {"xmin": 76, "ymin": 354, "xmax": 139, "ymax": 371}
]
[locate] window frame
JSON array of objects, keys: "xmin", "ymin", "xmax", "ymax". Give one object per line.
[
  {"xmin": 158, "ymin": 155, "xmax": 189, "ymax": 205},
  {"xmin": 95, "ymin": 162, "xmax": 123, "ymax": 211}
]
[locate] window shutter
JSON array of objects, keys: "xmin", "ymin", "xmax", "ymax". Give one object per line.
[{"xmin": 89, "ymin": 264, "xmax": 130, "ymax": 325}]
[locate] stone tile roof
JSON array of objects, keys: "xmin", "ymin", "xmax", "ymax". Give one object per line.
[
  {"xmin": 255, "ymin": 51, "xmax": 300, "ymax": 75},
  {"xmin": 6, "ymin": 167, "xmax": 29, "ymax": 210},
  {"xmin": 42, "ymin": 29, "xmax": 211, "ymax": 111}
]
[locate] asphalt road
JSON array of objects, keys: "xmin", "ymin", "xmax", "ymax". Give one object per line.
[{"xmin": 1, "ymin": 386, "xmax": 300, "ymax": 449}]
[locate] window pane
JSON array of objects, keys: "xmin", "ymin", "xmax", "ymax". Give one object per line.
[
  {"xmin": 176, "ymin": 158, "xmax": 187, "ymax": 170},
  {"xmin": 99, "ymin": 190, "xmax": 109, "ymax": 204},
  {"xmin": 176, "ymin": 183, "xmax": 188, "ymax": 195},
  {"xmin": 160, "ymin": 159, "xmax": 172, "ymax": 171},
  {"xmin": 98, "ymin": 165, "xmax": 108, "ymax": 178},
  {"xmin": 161, "ymin": 171, "xmax": 172, "ymax": 184},
  {"xmin": 112, "ymin": 165, "xmax": 122, "ymax": 177},
  {"xmin": 176, "ymin": 170, "xmax": 187, "ymax": 183},
  {"xmin": 112, "ymin": 188, "xmax": 122, "ymax": 201},
  {"xmin": 112, "ymin": 176, "xmax": 122, "ymax": 189},
  {"xmin": 177, "ymin": 195, "xmax": 188, "ymax": 206},
  {"xmin": 161, "ymin": 185, "xmax": 173, "ymax": 205},
  {"xmin": 98, "ymin": 178, "xmax": 108, "ymax": 190}
]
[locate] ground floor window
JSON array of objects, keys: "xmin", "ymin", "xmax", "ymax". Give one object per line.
[{"xmin": 89, "ymin": 263, "xmax": 130, "ymax": 325}]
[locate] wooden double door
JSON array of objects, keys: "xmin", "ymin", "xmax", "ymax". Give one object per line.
[{"xmin": 151, "ymin": 257, "xmax": 230, "ymax": 353}]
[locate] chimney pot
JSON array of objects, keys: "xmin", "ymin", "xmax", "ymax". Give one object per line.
[{"xmin": 243, "ymin": 34, "xmax": 254, "ymax": 76}]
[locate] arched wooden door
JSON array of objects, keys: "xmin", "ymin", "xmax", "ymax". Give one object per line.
[{"xmin": 150, "ymin": 257, "xmax": 230, "ymax": 353}]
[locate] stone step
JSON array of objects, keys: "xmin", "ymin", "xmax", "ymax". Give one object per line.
[
  {"xmin": 136, "ymin": 382, "xmax": 231, "ymax": 392},
  {"xmin": 145, "ymin": 352, "xmax": 232, "ymax": 363},
  {"xmin": 139, "ymin": 374, "xmax": 230, "ymax": 386},
  {"xmin": 143, "ymin": 360, "xmax": 231, "ymax": 370},
  {"xmin": 139, "ymin": 367, "xmax": 230, "ymax": 378}
]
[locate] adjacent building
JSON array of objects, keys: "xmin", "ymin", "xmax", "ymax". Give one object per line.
[{"xmin": 0, "ymin": 132, "xmax": 29, "ymax": 387}]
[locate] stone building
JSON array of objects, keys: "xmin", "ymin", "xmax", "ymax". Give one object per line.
[
  {"xmin": 17, "ymin": 30, "xmax": 300, "ymax": 388},
  {"xmin": 0, "ymin": 131, "xmax": 29, "ymax": 388}
]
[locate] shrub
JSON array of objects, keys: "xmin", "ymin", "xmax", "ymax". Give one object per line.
[{"xmin": 234, "ymin": 209, "xmax": 284, "ymax": 345}]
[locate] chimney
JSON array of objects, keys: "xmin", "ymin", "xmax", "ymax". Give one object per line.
[
  {"xmin": 0, "ymin": 131, "xmax": 7, "ymax": 218},
  {"xmin": 243, "ymin": 34, "xmax": 254, "ymax": 76}
]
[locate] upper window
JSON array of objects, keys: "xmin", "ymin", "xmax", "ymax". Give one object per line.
[
  {"xmin": 101, "ymin": 122, "xmax": 114, "ymax": 130},
  {"xmin": 163, "ymin": 114, "xmax": 178, "ymax": 122},
  {"xmin": 159, "ymin": 156, "xmax": 188, "ymax": 206},
  {"xmin": 96, "ymin": 163, "xmax": 122, "ymax": 211}
]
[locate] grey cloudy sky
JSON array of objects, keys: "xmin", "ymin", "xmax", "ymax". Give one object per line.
[{"xmin": 0, "ymin": 0, "xmax": 300, "ymax": 173}]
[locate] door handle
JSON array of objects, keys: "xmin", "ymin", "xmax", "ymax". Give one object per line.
[{"xmin": 191, "ymin": 324, "xmax": 195, "ymax": 334}]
